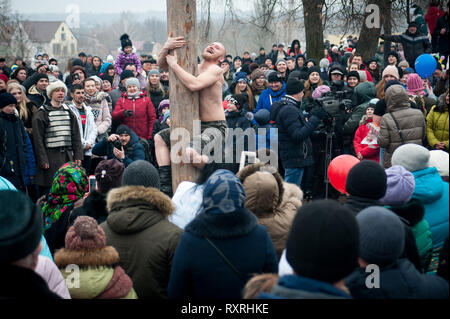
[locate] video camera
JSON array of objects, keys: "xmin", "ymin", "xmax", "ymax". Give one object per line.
[{"xmin": 315, "ymin": 80, "xmax": 353, "ymax": 118}]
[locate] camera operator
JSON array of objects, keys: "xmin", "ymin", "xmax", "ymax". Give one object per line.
[
  {"xmin": 304, "ymin": 79, "xmax": 353, "ymax": 199},
  {"xmin": 270, "ymin": 77, "xmax": 327, "ymax": 190},
  {"xmin": 92, "ymin": 124, "xmax": 145, "ymax": 167}
]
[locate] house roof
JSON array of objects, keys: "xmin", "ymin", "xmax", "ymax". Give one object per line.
[{"xmin": 21, "ymin": 21, "xmax": 63, "ymax": 43}]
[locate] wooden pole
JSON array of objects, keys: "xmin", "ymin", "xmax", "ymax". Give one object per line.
[{"xmin": 166, "ymin": 0, "xmax": 200, "ymax": 192}]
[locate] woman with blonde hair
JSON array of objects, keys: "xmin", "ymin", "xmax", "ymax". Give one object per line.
[
  {"xmin": 375, "ymin": 65, "xmax": 400, "ymax": 99},
  {"xmin": 233, "ymin": 75, "xmax": 256, "ymax": 112},
  {"xmin": 7, "ymin": 82, "xmax": 38, "ymax": 136},
  {"xmin": 304, "ymin": 66, "xmax": 324, "ymax": 98}
]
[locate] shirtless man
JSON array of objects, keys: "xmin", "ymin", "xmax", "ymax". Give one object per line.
[{"xmin": 156, "ymin": 33, "xmax": 227, "ymax": 170}]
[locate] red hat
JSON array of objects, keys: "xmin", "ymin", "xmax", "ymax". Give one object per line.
[{"xmin": 0, "ymin": 73, "xmax": 9, "ymax": 83}]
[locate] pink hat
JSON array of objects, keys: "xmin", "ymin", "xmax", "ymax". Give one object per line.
[
  {"xmin": 312, "ymin": 85, "xmax": 331, "ymax": 99},
  {"xmin": 406, "ymin": 73, "xmax": 425, "ymax": 96},
  {"xmin": 0, "ymin": 74, "xmax": 8, "ymax": 83}
]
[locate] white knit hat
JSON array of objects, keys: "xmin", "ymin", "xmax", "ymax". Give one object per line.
[
  {"xmin": 428, "ymin": 150, "xmax": 449, "ymax": 177},
  {"xmin": 46, "ymin": 80, "xmax": 67, "ymax": 98}
]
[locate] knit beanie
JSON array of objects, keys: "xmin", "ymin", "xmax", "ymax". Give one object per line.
[
  {"xmin": 46, "ymin": 80, "xmax": 67, "ymax": 98},
  {"xmin": 428, "ymin": 150, "xmax": 449, "ymax": 177},
  {"xmin": 345, "ymin": 160, "xmax": 387, "ymax": 199},
  {"xmin": 100, "ymin": 74, "xmax": 113, "ymax": 86},
  {"xmin": 267, "ymin": 71, "xmax": 283, "ymax": 83},
  {"xmin": 286, "ymin": 200, "xmax": 359, "ymax": 283},
  {"xmin": 250, "ymin": 68, "xmax": 266, "ymax": 82},
  {"xmin": 120, "ymin": 34, "xmax": 133, "ymax": 50},
  {"xmin": 65, "ymin": 216, "xmax": 106, "ymax": 250},
  {"xmin": 380, "ymin": 165, "xmax": 416, "ymax": 206},
  {"xmin": 357, "ymin": 206, "xmax": 405, "ymax": 266},
  {"xmin": 233, "ymin": 72, "xmax": 249, "ymax": 84},
  {"xmin": 0, "ymin": 92, "xmax": 17, "ymax": 109},
  {"xmin": 406, "ymin": 73, "xmax": 425, "ymax": 95},
  {"xmin": 72, "ymin": 58, "xmax": 84, "ymax": 67},
  {"xmin": 275, "ymin": 58, "xmax": 287, "ymax": 67},
  {"xmin": 382, "ymin": 65, "xmax": 400, "ymax": 80},
  {"xmin": 122, "ymin": 160, "xmax": 160, "ymax": 189},
  {"xmin": 158, "ymin": 99, "xmax": 170, "ymax": 113},
  {"xmin": 120, "ymin": 70, "xmax": 134, "ymax": 82},
  {"xmin": 116, "ymin": 124, "xmax": 132, "ymax": 136},
  {"xmin": 285, "ymin": 77, "xmax": 305, "ymax": 95},
  {"xmin": 94, "ymin": 159, "xmax": 125, "ymax": 194},
  {"xmin": 347, "ymin": 71, "xmax": 360, "ymax": 82},
  {"xmin": 373, "ymin": 99, "xmax": 386, "ymax": 116},
  {"xmin": 319, "ymin": 58, "xmax": 330, "ymax": 69},
  {"xmin": 391, "ymin": 144, "xmax": 430, "ymax": 172},
  {"xmin": 0, "ymin": 190, "xmax": 43, "ymax": 262},
  {"xmin": 307, "ymin": 66, "xmax": 321, "ymax": 78},
  {"xmin": 312, "ymin": 85, "xmax": 331, "ymax": 99},
  {"xmin": 398, "ymin": 60, "xmax": 410, "ymax": 69},
  {"xmin": 125, "ymin": 77, "xmax": 140, "ymax": 89},
  {"xmin": 147, "ymin": 69, "xmax": 160, "ymax": 77},
  {"xmin": 202, "ymin": 169, "xmax": 246, "ymax": 215},
  {"xmin": 0, "ymin": 73, "xmax": 8, "ymax": 83}
]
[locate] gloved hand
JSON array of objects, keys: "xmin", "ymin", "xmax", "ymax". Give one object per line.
[
  {"xmin": 311, "ymin": 106, "xmax": 328, "ymax": 120},
  {"xmin": 124, "ymin": 110, "xmax": 133, "ymax": 117}
]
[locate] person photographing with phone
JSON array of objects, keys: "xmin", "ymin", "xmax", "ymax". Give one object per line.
[{"xmin": 92, "ymin": 124, "xmax": 145, "ymax": 167}]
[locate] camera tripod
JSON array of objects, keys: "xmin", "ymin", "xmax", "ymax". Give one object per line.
[{"xmin": 323, "ymin": 117, "xmax": 336, "ymax": 199}]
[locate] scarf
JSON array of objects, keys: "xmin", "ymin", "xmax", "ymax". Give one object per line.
[{"xmin": 42, "ymin": 162, "xmax": 88, "ymax": 231}]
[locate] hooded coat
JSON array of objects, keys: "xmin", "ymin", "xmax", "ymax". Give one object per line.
[
  {"xmin": 237, "ymin": 163, "xmax": 302, "ymax": 259},
  {"xmin": 378, "ymin": 85, "xmax": 426, "ymax": 168},
  {"xmin": 411, "ymin": 167, "xmax": 449, "ymax": 251},
  {"xmin": 343, "ymin": 82, "xmax": 377, "ymax": 136},
  {"xmin": 101, "ymin": 186, "xmax": 183, "ymax": 299},
  {"xmin": 426, "ymin": 93, "xmax": 449, "ymax": 151}
]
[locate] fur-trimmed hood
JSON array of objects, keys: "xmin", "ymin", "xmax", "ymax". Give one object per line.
[
  {"xmin": 54, "ymin": 246, "xmax": 119, "ymax": 268},
  {"xmin": 106, "ymin": 185, "xmax": 174, "ymax": 234}
]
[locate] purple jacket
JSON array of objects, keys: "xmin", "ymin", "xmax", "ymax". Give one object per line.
[{"xmin": 115, "ymin": 52, "xmax": 142, "ymax": 75}]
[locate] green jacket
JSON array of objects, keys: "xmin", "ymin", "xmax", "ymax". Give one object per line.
[
  {"xmin": 426, "ymin": 94, "xmax": 449, "ymax": 151},
  {"xmin": 102, "ymin": 185, "xmax": 183, "ymax": 299}
]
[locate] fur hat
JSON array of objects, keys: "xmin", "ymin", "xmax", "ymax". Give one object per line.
[
  {"xmin": 46, "ymin": 80, "xmax": 67, "ymax": 98},
  {"xmin": 120, "ymin": 34, "xmax": 133, "ymax": 50},
  {"xmin": 251, "ymin": 68, "xmax": 266, "ymax": 82},
  {"xmin": 391, "ymin": 144, "xmax": 430, "ymax": 172},
  {"xmin": 94, "ymin": 159, "xmax": 125, "ymax": 194}
]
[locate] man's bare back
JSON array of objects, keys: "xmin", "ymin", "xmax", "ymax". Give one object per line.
[{"xmin": 158, "ymin": 35, "xmax": 226, "ymax": 122}]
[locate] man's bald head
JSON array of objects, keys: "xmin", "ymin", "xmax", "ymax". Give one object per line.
[{"xmin": 202, "ymin": 42, "xmax": 226, "ymax": 63}]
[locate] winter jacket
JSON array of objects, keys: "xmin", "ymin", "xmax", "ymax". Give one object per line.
[
  {"xmin": 0, "ymin": 112, "xmax": 28, "ymax": 190},
  {"xmin": 54, "ymin": 244, "xmax": 137, "ymax": 299},
  {"xmin": 411, "ymin": 167, "xmax": 449, "ymax": 250},
  {"xmin": 253, "ymin": 82, "xmax": 286, "ymax": 116},
  {"xmin": 388, "ymin": 199, "xmax": 433, "ymax": 273},
  {"xmin": 344, "ymin": 196, "xmax": 381, "ymax": 215},
  {"xmin": 114, "ymin": 52, "xmax": 142, "ymax": 75},
  {"xmin": 68, "ymin": 102, "xmax": 98, "ymax": 156},
  {"xmin": 92, "ymin": 128, "xmax": 145, "ymax": 167},
  {"xmin": 353, "ymin": 117, "xmax": 380, "ymax": 162},
  {"xmin": 237, "ymin": 163, "xmax": 302, "ymax": 259},
  {"xmin": 23, "ymin": 132, "xmax": 36, "ymax": 186},
  {"xmin": 378, "ymin": 85, "xmax": 426, "ymax": 168},
  {"xmin": 35, "ymin": 255, "xmax": 71, "ymax": 299},
  {"xmin": 112, "ymin": 92, "xmax": 156, "ymax": 140},
  {"xmin": 84, "ymin": 91, "xmax": 112, "ymax": 137},
  {"xmin": 168, "ymin": 206, "xmax": 278, "ymax": 299},
  {"xmin": 432, "ymin": 13, "xmax": 449, "ymax": 54},
  {"xmin": 426, "ymin": 6, "xmax": 445, "ymax": 35},
  {"xmin": 270, "ymin": 95, "xmax": 321, "ymax": 169},
  {"xmin": 260, "ymin": 274, "xmax": 351, "ymax": 299},
  {"xmin": 27, "ymin": 84, "xmax": 49, "ymax": 108},
  {"xmin": 0, "ymin": 264, "xmax": 61, "ymax": 299},
  {"xmin": 102, "ymin": 186, "xmax": 183, "ymax": 299},
  {"xmin": 148, "ymin": 86, "xmax": 167, "ymax": 116},
  {"xmin": 381, "ymin": 29, "xmax": 431, "ymax": 66},
  {"xmin": 69, "ymin": 191, "xmax": 109, "ymax": 226},
  {"xmin": 345, "ymin": 259, "xmax": 449, "ymax": 299},
  {"xmin": 426, "ymin": 94, "xmax": 449, "ymax": 151},
  {"xmin": 343, "ymin": 82, "xmax": 377, "ymax": 136}
]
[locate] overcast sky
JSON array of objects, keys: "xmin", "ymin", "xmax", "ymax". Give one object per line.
[{"xmin": 12, "ymin": 0, "xmax": 253, "ymax": 14}]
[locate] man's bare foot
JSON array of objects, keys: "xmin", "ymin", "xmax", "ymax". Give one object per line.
[{"xmin": 183, "ymin": 147, "xmax": 209, "ymax": 169}]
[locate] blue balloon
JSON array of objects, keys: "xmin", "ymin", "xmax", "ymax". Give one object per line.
[{"xmin": 414, "ymin": 54, "xmax": 437, "ymax": 79}]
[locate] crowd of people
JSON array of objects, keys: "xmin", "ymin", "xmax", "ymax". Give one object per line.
[{"xmin": 0, "ymin": 2, "xmax": 449, "ymax": 300}]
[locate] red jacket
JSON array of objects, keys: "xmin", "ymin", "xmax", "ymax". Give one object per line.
[
  {"xmin": 112, "ymin": 92, "xmax": 156, "ymax": 140},
  {"xmin": 425, "ymin": 6, "xmax": 445, "ymax": 34},
  {"xmin": 353, "ymin": 118, "xmax": 380, "ymax": 163}
]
